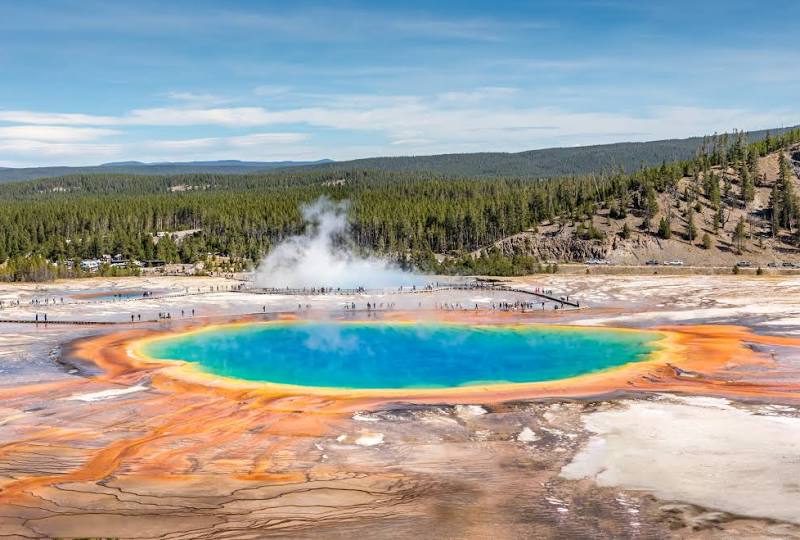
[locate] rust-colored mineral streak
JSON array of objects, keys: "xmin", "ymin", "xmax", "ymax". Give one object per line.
[{"xmin": 1, "ymin": 314, "xmax": 798, "ymax": 538}]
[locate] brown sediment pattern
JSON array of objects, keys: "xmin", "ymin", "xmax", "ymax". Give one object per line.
[{"xmin": 1, "ymin": 313, "xmax": 799, "ymax": 538}]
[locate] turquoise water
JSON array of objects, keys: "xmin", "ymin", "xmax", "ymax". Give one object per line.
[{"xmin": 141, "ymin": 322, "xmax": 660, "ymax": 389}]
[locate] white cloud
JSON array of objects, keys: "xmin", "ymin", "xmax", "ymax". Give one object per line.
[
  {"xmin": 253, "ymin": 85, "xmax": 292, "ymax": 97},
  {"xmin": 388, "ymin": 16, "xmax": 548, "ymax": 42},
  {"xmin": 13, "ymin": 5, "xmax": 547, "ymax": 44},
  {"xmin": 165, "ymin": 91, "xmax": 232, "ymax": 107},
  {"xmin": 125, "ymin": 107, "xmax": 273, "ymax": 126},
  {"xmin": 0, "ymin": 110, "xmax": 118, "ymax": 126},
  {"xmin": 0, "ymin": 132, "xmax": 313, "ymax": 167},
  {"xmin": 0, "ymin": 107, "xmax": 280, "ymax": 127},
  {"xmin": 147, "ymin": 132, "xmax": 307, "ymax": 151},
  {"xmin": 221, "ymin": 102, "xmax": 797, "ymax": 148},
  {"xmin": 391, "ymin": 138, "xmax": 436, "ymax": 146},
  {"xmin": 0, "ymin": 93, "xmax": 797, "ymax": 166},
  {"xmin": 437, "ymin": 86, "xmax": 519, "ymax": 104},
  {"xmin": 0, "ymin": 125, "xmax": 119, "ymax": 142},
  {"xmin": 0, "ymin": 139, "xmax": 122, "ymax": 159}
]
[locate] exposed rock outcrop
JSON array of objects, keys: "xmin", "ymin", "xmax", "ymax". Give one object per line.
[{"xmin": 489, "ymin": 232, "xmax": 608, "ymax": 262}]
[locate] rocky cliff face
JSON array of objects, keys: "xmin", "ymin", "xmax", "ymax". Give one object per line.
[{"xmin": 491, "ymin": 233, "xmax": 609, "ymax": 262}]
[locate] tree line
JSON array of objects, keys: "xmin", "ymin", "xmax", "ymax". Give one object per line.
[{"xmin": 1, "ymin": 128, "xmax": 798, "ymax": 281}]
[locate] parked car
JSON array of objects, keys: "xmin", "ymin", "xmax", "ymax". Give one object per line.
[
  {"xmin": 736, "ymin": 261, "xmax": 752, "ymax": 267},
  {"xmin": 767, "ymin": 262, "xmax": 779, "ymax": 268},
  {"xmin": 645, "ymin": 259, "xmax": 659, "ymax": 266},
  {"xmin": 663, "ymin": 260, "xmax": 684, "ymax": 266}
]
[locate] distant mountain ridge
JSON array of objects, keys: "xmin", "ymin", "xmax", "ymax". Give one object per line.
[
  {"xmin": 0, "ymin": 159, "xmax": 334, "ymax": 183},
  {"xmin": 284, "ymin": 126, "xmax": 800, "ymax": 178},
  {"xmin": 1, "ymin": 126, "xmax": 797, "ymax": 183}
]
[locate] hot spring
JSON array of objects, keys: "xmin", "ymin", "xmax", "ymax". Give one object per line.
[{"xmin": 139, "ymin": 322, "xmax": 662, "ymax": 390}]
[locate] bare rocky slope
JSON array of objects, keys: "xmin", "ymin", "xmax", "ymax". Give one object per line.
[{"xmin": 474, "ymin": 145, "xmax": 800, "ymax": 267}]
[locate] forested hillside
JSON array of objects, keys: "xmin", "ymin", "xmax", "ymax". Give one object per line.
[
  {"xmin": 0, "ymin": 159, "xmax": 333, "ymax": 184},
  {"xmin": 1, "ymin": 128, "xmax": 799, "ymax": 281},
  {"xmin": 482, "ymin": 133, "xmax": 800, "ymax": 268},
  {"xmin": 287, "ymin": 126, "xmax": 799, "ymax": 178},
  {"xmin": 2, "ymin": 127, "xmax": 796, "ymax": 184}
]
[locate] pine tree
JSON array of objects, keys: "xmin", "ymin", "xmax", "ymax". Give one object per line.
[
  {"xmin": 734, "ymin": 216, "xmax": 748, "ymax": 254},
  {"xmin": 705, "ymin": 173, "xmax": 721, "ymax": 208},
  {"xmin": 642, "ymin": 183, "xmax": 659, "ymax": 231},
  {"xmin": 740, "ymin": 167, "xmax": 755, "ymax": 205},
  {"xmin": 686, "ymin": 208, "xmax": 697, "ymax": 242},
  {"xmin": 769, "ymin": 183, "xmax": 781, "ymax": 238},
  {"xmin": 777, "ymin": 153, "xmax": 797, "ymax": 231},
  {"xmin": 747, "ymin": 150, "xmax": 759, "ymax": 181},
  {"xmin": 714, "ymin": 205, "xmax": 724, "ymax": 234},
  {"xmin": 657, "ymin": 216, "xmax": 672, "ymax": 239}
]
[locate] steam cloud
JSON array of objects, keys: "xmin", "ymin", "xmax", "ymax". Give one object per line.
[{"xmin": 255, "ymin": 197, "xmax": 424, "ymax": 289}]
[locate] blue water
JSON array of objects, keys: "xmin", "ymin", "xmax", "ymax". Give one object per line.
[{"xmin": 141, "ymin": 322, "xmax": 660, "ymax": 389}]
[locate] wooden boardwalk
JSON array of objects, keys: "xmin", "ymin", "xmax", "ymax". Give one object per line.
[
  {"xmin": 242, "ymin": 283, "xmax": 580, "ymax": 307},
  {"xmin": 492, "ymin": 285, "xmax": 580, "ymax": 307},
  {"xmin": 0, "ymin": 282, "xmax": 580, "ymax": 327}
]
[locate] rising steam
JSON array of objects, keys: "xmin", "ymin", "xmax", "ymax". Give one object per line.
[{"xmin": 255, "ymin": 197, "xmax": 423, "ymax": 289}]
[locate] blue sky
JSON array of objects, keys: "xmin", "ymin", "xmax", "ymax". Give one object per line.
[{"xmin": 1, "ymin": 0, "xmax": 798, "ymax": 166}]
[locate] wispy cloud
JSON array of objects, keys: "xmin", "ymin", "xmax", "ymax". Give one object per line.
[
  {"xmin": 0, "ymin": 139, "xmax": 122, "ymax": 161},
  {"xmin": 253, "ymin": 85, "xmax": 292, "ymax": 97},
  {"xmin": 0, "ymin": 125, "xmax": 119, "ymax": 142},
  {"xmin": 8, "ymin": 3, "xmax": 545, "ymax": 44},
  {"xmin": 126, "ymin": 107, "xmax": 273, "ymax": 127},
  {"xmin": 164, "ymin": 91, "xmax": 233, "ymax": 107},
  {"xmin": 1, "ymin": 93, "xmax": 797, "ymax": 167},
  {"xmin": 0, "ymin": 108, "xmax": 271, "ymax": 127},
  {"xmin": 0, "ymin": 110, "xmax": 118, "ymax": 126},
  {"xmin": 388, "ymin": 16, "xmax": 552, "ymax": 42},
  {"xmin": 149, "ymin": 132, "xmax": 307, "ymax": 151},
  {"xmin": 437, "ymin": 86, "xmax": 519, "ymax": 104},
  {"xmin": 0, "ymin": 131, "xmax": 312, "ymax": 167}
]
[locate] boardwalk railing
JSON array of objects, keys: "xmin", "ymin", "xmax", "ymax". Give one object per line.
[
  {"xmin": 242, "ymin": 283, "xmax": 580, "ymax": 307},
  {"xmin": 491, "ymin": 285, "xmax": 580, "ymax": 307},
  {"xmin": 0, "ymin": 282, "xmax": 580, "ymax": 326},
  {"xmin": 243, "ymin": 283, "xmax": 493, "ymax": 296}
]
